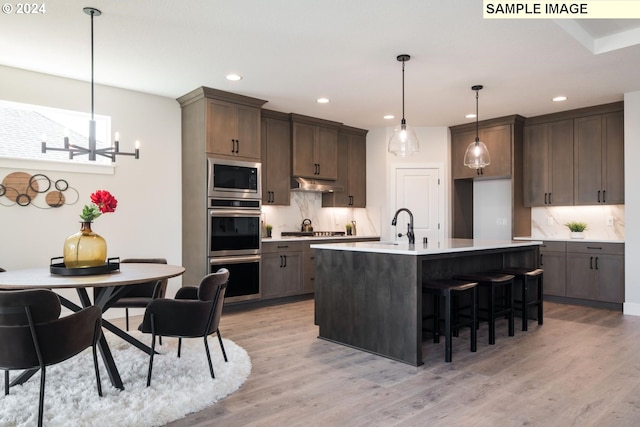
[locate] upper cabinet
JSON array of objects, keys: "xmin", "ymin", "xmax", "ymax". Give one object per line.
[
  {"xmin": 451, "ymin": 121, "xmax": 514, "ymax": 179},
  {"xmin": 522, "ymin": 102, "xmax": 624, "ymax": 207},
  {"xmin": 523, "ymin": 119, "xmax": 574, "ymax": 206},
  {"xmin": 207, "ymin": 99, "xmax": 263, "ymax": 160},
  {"xmin": 261, "ymin": 110, "xmax": 291, "ymax": 205},
  {"xmin": 574, "ymin": 110, "xmax": 624, "ymax": 205},
  {"xmin": 322, "ymin": 125, "xmax": 368, "ymax": 208},
  {"xmin": 290, "ymin": 114, "xmax": 340, "ymax": 180},
  {"xmin": 449, "ymin": 115, "xmax": 529, "ymax": 239}
]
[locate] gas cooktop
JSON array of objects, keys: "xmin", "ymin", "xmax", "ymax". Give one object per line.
[{"xmin": 281, "ymin": 231, "xmax": 346, "ymax": 237}]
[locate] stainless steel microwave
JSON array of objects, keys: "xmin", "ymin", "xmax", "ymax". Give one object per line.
[{"xmin": 207, "ymin": 157, "xmax": 261, "ymax": 199}]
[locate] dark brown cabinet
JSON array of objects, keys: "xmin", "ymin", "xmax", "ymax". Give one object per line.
[
  {"xmin": 539, "ymin": 241, "xmax": 567, "ymax": 297},
  {"xmin": 450, "ymin": 115, "xmax": 530, "ymax": 239},
  {"xmin": 322, "ymin": 126, "xmax": 368, "ymax": 208},
  {"xmin": 291, "ymin": 114, "xmax": 340, "ymax": 180},
  {"xmin": 206, "ymin": 98, "xmax": 262, "ymax": 160},
  {"xmin": 566, "ymin": 242, "xmax": 624, "ymax": 304},
  {"xmin": 177, "ymin": 87, "xmax": 266, "ymax": 285},
  {"xmin": 451, "ymin": 124, "xmax": 512, "ymax": 179},
  {"xmin": 574, "ymin": 111, "xmax": 624, "ymax": 205},
  {"xmin": 523, "ymin": 119, "xmax": 574, "ymax": 206},
  {"xmin": 261, "ymin": 110, "xmax": 291, "ymax": 205},
  {"xmin": 261, "ymin": 241, "xmax": 303, "ymax": 299}
]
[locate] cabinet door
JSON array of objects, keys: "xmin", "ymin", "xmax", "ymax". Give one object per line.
[
  {"xmin": 279, "ymin": 253, "xmax": 302, "ymax": 297},
  {"xmin": 323, "ymin": 132, "xmax": 351, "ymax": 206},
  {"xmin": 548, "ymin": 120, "xmax": 574, "ymax": 205},
  {"xmin": 540, "ymin": 250, "xmax": 566, "ymax": 296},
  {"xmin": 348, "ymin": 134, "xmax": 367, "ymax": 207},
  {"xmin": 523, "ymin": 123, "xmax": 549, "ymax": 206},
  {"xmin": 303, "ymin": 248, "xmax": 315, "ymax": 294},
  {"xmin": 595, "ymin": 254, "xmax": 624, "ymax": 303},
  {"xmin": 451, "ymin": 129, "xmax": 478, "ymax": 179},
  {"xmin": 602, "ymin": 111, "xmax": 624, "ymax": 204},
  {"xmin": 262, "ymin": 117, "xmax": 291, "ymax": 205},
  {"xmin": 292, "ymin": 122, "xmax": 317, "ymax": 178},
  {"xmin": 235, "ymin": 105, "xmax": 261, "ymax": 160},
  {"xmin": 206, "ymin": 99, "xmax": 236, "ymax": 156},
  {"xmin": 574, "ymin": 115, "xmax": 603, "ymax": 205},
  {"xmin": 261, "ymin": 253, "xmax": 285, "ymax": 299},
  {"xmin": 479, "ymin": 124, "xmax": 511, "ymax": 178},
  {"xmin": 315, "ymin": 126, "xmax": 338, "ymax": 180},
  {"xmin": 566, "ymin": 253, "xmax": 596, "ymax": 300}
]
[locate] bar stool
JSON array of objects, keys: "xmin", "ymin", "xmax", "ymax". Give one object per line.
[
  {"xmin": 422, "ymin": 279, "xmax": 478, "ymax": 362},
  {"xmin": 495, "ymin": 267, "xmax": 543, "ymax": 331},
  {"xmin": 453, "ymin": 272, "xmax": 515, "ymax": 345}
]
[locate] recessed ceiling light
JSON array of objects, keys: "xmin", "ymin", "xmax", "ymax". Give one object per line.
[
  {"xmin": 384, "ymin": 115, "xmax": 395, "ymax": 120},
  {"xmin": 317, "ymin": 97, "xmax": 330, "ymax": 104},
  {"xmin": 465, "ymin": 113, "xmax": 477, "ymax": 119},
  {"xmin": 226, "ymin": 74, "xmax": 242, "ymax": 81},
  {"xmin": 552, "ymin": 96, "xmax": 567, "ymax": 102}
]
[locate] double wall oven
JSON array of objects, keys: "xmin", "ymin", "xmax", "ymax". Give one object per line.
[{"xmin": 208, "ymin": 157, "xmax": 262, "ymax": 302}]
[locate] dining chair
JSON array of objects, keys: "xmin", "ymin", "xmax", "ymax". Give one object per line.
[
  {"xmin": 138, "ymin": 268, "xmax": 229, "ymax": 387},
  {"xmin": 0, "ymin": 289, "xmax": 103, "ymax": 427},
  {"xmin": 107, "ymin": 258, "xmax": 168, "ymax": 331}
]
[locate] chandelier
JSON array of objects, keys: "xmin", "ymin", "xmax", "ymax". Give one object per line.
[{"xmin": 41, "ymin": 7, "xmax": 139, "ymax": 162}]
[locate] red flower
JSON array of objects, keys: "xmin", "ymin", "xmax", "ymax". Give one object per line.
[{"xmin": 90, "ymin": 190, "xmax": 118, "ymax": 214}]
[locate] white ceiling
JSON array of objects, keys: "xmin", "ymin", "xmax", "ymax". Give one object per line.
[{"xmin": 1, "ymin": 0, "xmax": 639, "ymax": 129}]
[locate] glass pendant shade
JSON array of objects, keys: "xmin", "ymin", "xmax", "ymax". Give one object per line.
[
  {"xmin": 388, "ymin": 122, "xmax": 419, "ymax": 158},
  {"xmin": 464, "ymin": 137, "xmax": 491, "ymax": 169}
]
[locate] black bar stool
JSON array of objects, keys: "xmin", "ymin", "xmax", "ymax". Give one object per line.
[
  {"xmin": 495, "ymin": 267, "xmax": 543, "ymax": 331},
  {"xmin": 453, "ymin": 272, "xmax": 515, "ymax": 345},
  {"xmin": 422, "ymin": 279, "xmax": 478, "ymax": 362}
]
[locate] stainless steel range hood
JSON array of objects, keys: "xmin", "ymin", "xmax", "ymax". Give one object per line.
[{"xmin": 290, "ymin": 177, "xmax": 344, "ymax": 192}]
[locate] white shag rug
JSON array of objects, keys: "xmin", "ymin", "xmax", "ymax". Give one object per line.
[{"xmin": 0, "ymin": 331, "xmax": 251, "ymax": 427}]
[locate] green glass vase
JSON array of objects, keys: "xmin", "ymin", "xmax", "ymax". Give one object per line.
[{"xmin": 63, "ymin": 221, "xmax": 107, "ymax": 268}]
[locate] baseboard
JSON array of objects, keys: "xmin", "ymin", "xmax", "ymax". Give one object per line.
[{"xmin": 623, "ymin": 302, "xmax": 640, "ymax": 316}]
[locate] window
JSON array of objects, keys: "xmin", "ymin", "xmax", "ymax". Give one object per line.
[{"xmin": 0, "ymin": 100, "xmax": 112, "ymax": 166}]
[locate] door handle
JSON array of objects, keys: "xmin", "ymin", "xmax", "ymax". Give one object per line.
[
  {"xmin": 544, "ymin": 193, "xmax": 548, "ymax": 205},
  {"xmin": 602, "ymin": 190, "xmax": 606, "ymax": 204},
  {"xmin": 548, "ymin": 192, "xmax": 552, "ymax": 204},
  {"xmin": 595, "ymin": 256, "xmax": 599, "ymax": 270},
  {"xmin": 279, "ymin": 255, "xmax": 284, "ymax": 268},
  {"xmin": 540, "ymin": 253, "xmax": 544, "ymax": 266},
  {"xmin": 590, "ymin": 256, "xmax": 593, "ymax": 269},
  {"xmin": 597, "ymin": 190, "xmax": 601, "ymax": 203},
  {"xmin": 283, "ymin": 255, "xmax": 287, "ymax": 268}
]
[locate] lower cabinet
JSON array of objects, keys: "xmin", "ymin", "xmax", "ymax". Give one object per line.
[
  {"xmin": 566, "ymin": 242, "xmax": 624, "ymax": 303},
  {"xmin": 261, "ymin": 237, "xmax": 380, "ymax": 300},
  {"xmin": 261, "ymin": 242, "xmax": 303, "ymax": 300},
  {"xmin": 540, "ymin": 240, "xmax": 624, "ymax": 306},
  {"xmin": 539, "ymin": 241, "xmax": 567, "ymax": 297}
]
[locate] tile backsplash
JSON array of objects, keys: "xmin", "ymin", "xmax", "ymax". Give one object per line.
[
  {"xmin": 261, "ymin": 192, "xmax": 380, "ymax": 238},
  {"xmin": 530, "ymin": 205, "xmax": 624, "ymax": 240}
]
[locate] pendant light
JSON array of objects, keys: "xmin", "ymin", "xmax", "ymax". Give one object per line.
[
  {"xmin": 41, "ymin": 7, "xmax": 140, "ymax": 162},
  {"xmin": 388, "ymin": 54, "xmax": 419, "ymax": 157},
  {"xmin": 463, "ymin": 85, "xmax": 490, "ymax": 169}
]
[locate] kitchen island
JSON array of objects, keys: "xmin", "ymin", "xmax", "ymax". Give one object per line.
[{"xmin": 311, "ymin": 239, "xmax": 542, "ymax": 366}]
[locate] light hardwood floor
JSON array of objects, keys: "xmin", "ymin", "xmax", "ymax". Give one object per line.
[{"xmin": 129, "ymin": 298, "xmax": 640, "ymax": 427}]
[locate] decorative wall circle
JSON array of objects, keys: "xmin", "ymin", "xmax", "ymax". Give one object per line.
[{"xmin": 0, "ymin": 171, "xmax": 79, "ymax": 209}]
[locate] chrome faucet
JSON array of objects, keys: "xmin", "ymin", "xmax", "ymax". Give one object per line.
[{"xmin": 391, "ymin": 208, "xmax": 415, "ymax": 244}]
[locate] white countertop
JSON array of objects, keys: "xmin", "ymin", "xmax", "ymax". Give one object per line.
[
  {"xmin": 514, "ymin": 236, "xmax": 625, "ymax": 244},
  {"xmin": 264, "ymin": 235, "xmax": 380, "ymax": 243},
  {"xmin": 310, "ymin": 238, "xmax": 543, "ymax": 255}
]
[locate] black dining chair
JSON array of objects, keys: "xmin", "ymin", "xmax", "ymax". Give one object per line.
[
  {"xmin": 138, "ymin": 268, "xmax": 229, "ymax": 387},
  {"xmin": 0, "ymin": 289, "xmax": 103, "ymax": 427},
  {"xmin": 106, "ymin": 258, "xmax": 168, "ymax": 331}
]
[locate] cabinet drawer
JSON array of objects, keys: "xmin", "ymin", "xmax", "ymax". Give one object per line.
[
  {"xmin": 539, "ymin": 241, "xmax": 566, "ymax": 252},
  {"xmin": 566, "ymin": 242, "xmax": 624, "ymax": 255},
  {"xmin": 262, "ymin": 241, "xmax": 305, "ymax": 254}
]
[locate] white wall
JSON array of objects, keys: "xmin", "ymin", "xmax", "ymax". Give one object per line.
[
  {"xmin": 366, "ymin": 126, "xmax": 450, "ymax": 241},
  {"xmin": 0, "ymin": 66, "xmax": 182, "ymax": 315},
  {"xmin": 624, "ymin": 91, "xmax": 640, "ymax": 315}
]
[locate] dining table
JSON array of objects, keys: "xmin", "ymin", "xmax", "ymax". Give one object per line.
[{"xmin": 0, "ymin": 262, "xmax": 185, "ymax": 390}]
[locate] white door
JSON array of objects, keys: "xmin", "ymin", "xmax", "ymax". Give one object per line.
[{"xmin": 393, "ymin": 167, "xmax": 441, "ymax": 245}]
